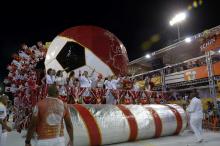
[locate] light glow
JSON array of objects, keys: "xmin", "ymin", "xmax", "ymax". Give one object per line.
[
  {"xmin": 185, "ymin": 37, "xmax": 192, "ymax": 43},
  {"xmin": 145, "ymin": 54, "xmax": 151, "ymax": 59},
  {"xmin": 169, "ymin": 12, "xmax": 186, "ymax": 26}
]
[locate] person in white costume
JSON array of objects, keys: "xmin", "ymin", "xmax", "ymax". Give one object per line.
[
  {"xmin": 0, "ymin": 94, "xmax": 12, "ymax": 146},
  {"xmin": 67, "ymin": 71, "xmax": 79, "ymax": 87},
  {"xmin": 78, "ymin": 70, "xmax": 95, "ymax": 98},
  {"xmin": 78, "ymin": 70, "xmax": 94, "ymax": 88},
  {"xmin": 104, "ymin": 76, "xmax": 113, "ymax": 89},
  {"xmin": 132, "ymin": 78, "xmax": 140, "ymax": 91},
  {"xmin": 55, "ymin": 70, "xmax": 67, "ymax": 96},
  {"xmin": 186, "ymin": 90, "xmax": 203, "ymax": 143},
  {"xmin": 110, "ymin": 75, "xmax": 121, "ymax": 90},
  {"xmin": 91, "ymin": 74, "xmax": 104, "ymax": 88},
  {"xmin": 46, "ymin": 68, "xmax": 55, "ymax": 85}
]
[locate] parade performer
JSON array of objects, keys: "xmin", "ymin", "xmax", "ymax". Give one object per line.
[
  {"xmin": 0, "ymin": 95, "xmax": 12, "ymax": 146},
  {"xmin": 25, "ymin": 85, "xmax": 73, "ymax": 146},
  {"xmin": 187, "ymin": 90, "xmax": 203, "ymax": 143},
  {"xmin": 55, "ymin": 70, "xmax": 68, "ymax": 102}
]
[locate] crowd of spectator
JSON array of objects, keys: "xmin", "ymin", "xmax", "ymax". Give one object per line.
[{"xmin": 165, "ymin": 57, "xmax": 207, "ymax": 75}]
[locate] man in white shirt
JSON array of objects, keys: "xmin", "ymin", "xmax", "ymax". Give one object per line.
[
  {"xmin": 187, "ymin": 90, "xmax": 203, "ymax": 143},
  {"xmin": 0, "ymin": 94, "xmax": 12, "ymax": 146},
  {"xmin": 79, "ymin": 71, "xmax": 93, "ymax": 88}
]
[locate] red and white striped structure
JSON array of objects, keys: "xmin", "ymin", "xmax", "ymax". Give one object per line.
[{"xmin": 68, "ymin": 104, "xmax": 187, "ymax": 146}]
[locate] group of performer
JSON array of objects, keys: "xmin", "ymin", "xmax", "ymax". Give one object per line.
[{"xmin": 1, "ymin": 42, "xmax": 205, "ymax": 145}]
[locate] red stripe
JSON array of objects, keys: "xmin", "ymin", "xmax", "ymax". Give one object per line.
[
  {"xmin": 166, "ymin": 105, "xmax": 183, "ymax": 135},
  {"xmin": 145, "ymin": 107, "xmax": 162, "ymax": 138},
  {"xmin": 117, "ymin": 105, "xmax": 138, "ymax": 141},
  {"xmin": 72, "ymin": 104, "xmax": 102, "ymax": 146}
]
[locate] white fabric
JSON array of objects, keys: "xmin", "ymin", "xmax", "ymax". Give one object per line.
[
  {"xmin": 104, "ymin": 80, "xmax": 113, "ymax": 89},
  {"xmin": 91, "ymin": 80, "xmax": 104, "ymax": 88},
  {"xmin": 36, "ymin": 137, "xmax": 65, "ymax": 146},
  {"xmin": 19, "ymin": 51, "xmax": 30, "ymax": 59},
  {"xmin": 12, "ymin": 60, "xmax": 21, "ymax": 68},
  {"xmin": 110, "ymin": 78, "xmax": 120, "ymax": 90},
  {"xmin": 0, "ymin": 103, "xmax": 7, "ymax": 146},
  {"xmin": 132, "ymin": 83, "xmax": 140, "ymax": 91},
  {"xmin": 190, "ymin": 116, "xmax": 203, "ymax": 141},
  {"xmin": 46, "ymin": 75, "xmax": 54, "ymax": 85},
  {"xmin": 79, "ymin": 76, "xmax": 92, "ymax": 88},
  {"xmin": 0, "ymin": 103, "xmax": 6, "ymax": 120},
  {"xmin": 55, "ymin": 77, "xmax": 66, "ymax": 86},
  {"xmin": 187, "ymin": 97, "xmax": 203, "ymax": 119},
  {"xmin": 187, "ymin": 97, "xmax": 203, "ymax": 141},
  {"xmin": 97, "ymin": 81, "xmax": 104, "ymax": 88},
  {"xmin": 106, "ymin": 92, "xmax": 116, "ymax": 104}
]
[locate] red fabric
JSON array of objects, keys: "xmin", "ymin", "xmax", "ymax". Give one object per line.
[
  {"xmin": 117, "ymin": 105, "xmax": 138, "ymax": 141},
  {"xmin": 71, "ymin": 104, "xmax": 102, "ymax": 146},
  {"xmin": 145, "ymin": 107, "xmax": 162, "ymax": 138},
  {"xmin": 166, "ymin": 105, "xmax": 183, "ymax": 135},
  {"xmin": 110, "ymin": 89, "xmax": 127, "ymax": 104},
  {"xmin": 58, "ymin": 95, "xmax": 68, "ymax": 103}
]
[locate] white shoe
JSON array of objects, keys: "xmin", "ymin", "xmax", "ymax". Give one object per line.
[{"xmin": 196, "ymin": 139, "xmax": 203, "ymax": 143}]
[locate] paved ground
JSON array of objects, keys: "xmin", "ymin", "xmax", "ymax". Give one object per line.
[{"xmin": 6, "ymin": 129, "xmax": 220, "ymax": 146}]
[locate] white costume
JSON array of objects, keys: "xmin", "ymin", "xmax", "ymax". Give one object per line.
[
  {"xmin": 132, "ymin": 83, "xmax": 140, "ymax": 91},
  {"xmin": 110, "ymin": 78, "xmax": 120, "ymax": 90},
  {"xmin": 104, "ymin": 80, "xmax": 113, "ymax": 89},
  {"xmin": 55, "ymin": 77, "xmax": 66, "ymax": 86},
  {"xmin": 18, "ymin": 51, "xmax": 30, "ymax": 60},
  {"xmin": 46, "ymin": 75, "xmax": 55, "ymax": 85},
  {"xmin": 79, "ymin": 76, "xmax": 92, "ymax": 88},
  {"xmin": 68, "ymin": 78, "xmax": 79, "ymax": 87},
  {"xmin": 36, "ymin": 137, "xmax": 65, "ymax": 146},
  {"xmin": 187, "ymin": 97, "xmax": 203, "ymax": 142},
  {"xmin": 0, "ymin": 102, "xmax": 7, "ymax": 146},
  {"xmin": 55, "ymin": 77, "xmax": 67, "ymax": 96}
]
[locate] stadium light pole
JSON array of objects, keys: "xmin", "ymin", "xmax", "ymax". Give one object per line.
[{"xmin": 169, "ymin": 12, "xmax": 186, "ymax": 41}]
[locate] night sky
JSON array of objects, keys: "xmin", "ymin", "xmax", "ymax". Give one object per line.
[{"xmin": 0, "ymin": 0, "xmax": 219, "ymax": 81}]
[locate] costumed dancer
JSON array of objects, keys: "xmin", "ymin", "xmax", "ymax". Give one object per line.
[
  {"xmin": 55, "ymin": 70, "xmax": 67, "ymax": 102},
  {"xmin": 0, "ymin": 95, "xmax": 12, "ymax": 146},
  {"xmin": 67, "ymin": 71, "xmax": 80, "ymax": 103},
  {"xmin": 186, "ymin": 90, "xmax": 203, "ymax": 143},
  {"xmin": 25, "ymin": 85, "xmax": 73, "ymax": 146}
]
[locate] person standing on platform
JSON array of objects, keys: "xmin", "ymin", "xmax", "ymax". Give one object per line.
[
  {"xmin": 0, "ymin": 94, "xmax": 12, "ymax": 146},
  {"xmin": 79, "ymin": 70, "xmax": 94, "ymax": 88},
  {"xmin": 186, "ymin": 90, "xmax": 203, "ymax": 143},
  {"xmin": 25, "ymin": 85, "xmax": 73, "ymax": 146}
]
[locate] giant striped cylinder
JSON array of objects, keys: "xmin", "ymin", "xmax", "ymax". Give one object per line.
[{"xmin": 68, "ymin": 104, "xmax": 187, "ymax": 146}]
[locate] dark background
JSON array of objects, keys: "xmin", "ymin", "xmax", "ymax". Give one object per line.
[{"xmin": 0, "ymin": 0, "xmax": 219, "ymax": 81}]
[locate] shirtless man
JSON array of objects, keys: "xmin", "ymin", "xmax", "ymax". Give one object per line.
[{"xmin": 25, "ymin": 85, "xmax": 73, "ymax": 146}]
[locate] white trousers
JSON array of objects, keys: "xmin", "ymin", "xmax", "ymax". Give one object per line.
[
  {"xmin": 0, "ymin": 132, "xmax": 7, "ymax": 146},
  {"xmin": 190, "ymin": 117, "xmax": 203, "ymax": 141},
  {"xmin": 36, "ymin": 137, "xmax": 65, "ymax": 146}
]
